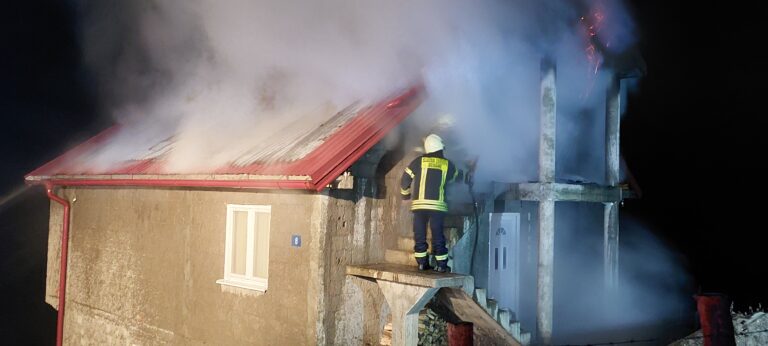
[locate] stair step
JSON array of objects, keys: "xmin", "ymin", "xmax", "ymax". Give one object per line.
[
  {"xmin": 486, "ymin": 299, "xmax": 499, "ymax": 320},
  {"xmin": 468, "ymin": 287, "xmax": 531, "ymax": 346},
  {"xmin": 510, "ymin": 321, "xmax": 521, "ymax": 339},
  {"xmin": 498, "ymin": 309, "xmax": 511, "ymax": 333},
  {"xmin": 384, "ymin": 249, "xmax": 415, "ymax": 266},
  {"xmin": 520, "ymin": 332, "xmax": 531, "ymax": 346},
  {"xmin": 473, "ymin": 288, "xmax": 487, "ymax": 308}
]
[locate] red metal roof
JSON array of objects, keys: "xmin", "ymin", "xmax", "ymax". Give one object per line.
[{"xmin": 26, "ymin": 86, "xmax": 424, "ymax": 191}]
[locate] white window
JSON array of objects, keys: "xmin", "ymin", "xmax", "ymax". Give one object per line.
[{"xmin": 216, "ymin": 204, "xmax": 271, "ymax": 292}]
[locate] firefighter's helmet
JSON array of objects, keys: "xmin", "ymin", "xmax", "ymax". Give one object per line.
[{"xmin": 424, "ymin": 134, "xmax": 444, "ymax": 154}]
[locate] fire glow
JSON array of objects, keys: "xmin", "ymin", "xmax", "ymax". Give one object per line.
[{"xmin": 581, "ymin": 6, "xmax": 607, "ymax": 99}]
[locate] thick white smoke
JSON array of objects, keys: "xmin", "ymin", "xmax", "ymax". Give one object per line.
[
  {"xmin": 74, "ymin": 2, "xmax": 694, "ymax": 343},
  {"xmin": 76, "ymin": 0, "xmax": 634, "ymax": 179},
  {"xmin": 553, "ymin": 204, "xmax": 693, "ymax": 344}
]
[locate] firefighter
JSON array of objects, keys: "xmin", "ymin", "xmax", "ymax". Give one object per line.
[{"xmin": 400, "ymin": 134, "xmax": 466, "ymax": 272}]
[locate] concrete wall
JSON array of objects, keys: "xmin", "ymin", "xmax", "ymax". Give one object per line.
[
  {"xmin": 321, "ymin": 146, "xmax": 419, "ymax": 345},
  {"xmin": 46, "ymin": 187, "xmax": 320, "ymax": 345},
  {"xmin": 43, "ymin": 145, "xmax": 418, "ymax": 345},
  {"xmin": 316, "ymin": 140, "xmax": 476, "ymax": 345},
  {"xmin": 321, "ymin": 178, "xmax": 390, "ymax": 345}
]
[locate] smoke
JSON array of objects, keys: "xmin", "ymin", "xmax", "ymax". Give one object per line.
[
  {"xmin": 68, "ymin": 1, "xmax": 693, "ymax": 342},
  {"xmin": 75, "ymin": 0, "xmax": 636, "ymax": 177},
  {"xmin": 552, "ymin": 203, "xmax": 692, "ymax": 344}
]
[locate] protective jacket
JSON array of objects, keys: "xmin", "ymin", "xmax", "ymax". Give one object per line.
[{"xmin": 400, "ymin": 150, "xmax": 463, "ymax": 212}]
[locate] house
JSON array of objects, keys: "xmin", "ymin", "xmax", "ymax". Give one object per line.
[
  {"xmin": 27, "ymin": 53, "xmax": 642, "ymax": 345},
  {"xmin": 26, "ymin": 84, "xmax": 528, "ymax": 345}
]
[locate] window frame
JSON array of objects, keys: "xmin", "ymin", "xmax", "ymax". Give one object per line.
[{"xmin": 216, "ymin": 204, "xmax": 271, "ymax": 292}]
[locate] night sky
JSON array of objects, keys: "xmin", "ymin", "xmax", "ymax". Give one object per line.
[{"xmin": 1, "ymin": 1, "xmax": 765, "ymax": 344}]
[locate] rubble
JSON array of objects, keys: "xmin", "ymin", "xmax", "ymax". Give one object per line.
[{"xmin": 670, "ymin": 309, "xmax": 768, "ymax": 346}]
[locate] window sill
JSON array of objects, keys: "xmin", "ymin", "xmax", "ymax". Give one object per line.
[{"xmin": 216, "ymin": 278, "xmax": 268, "ymax": 293}]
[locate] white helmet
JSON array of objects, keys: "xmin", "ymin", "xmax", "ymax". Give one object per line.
[{"xmin": 424, "ymin": 134, "xmax": 444, "ymax": 154}]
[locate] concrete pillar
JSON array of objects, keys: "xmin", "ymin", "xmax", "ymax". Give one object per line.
[
  {"xmin": 603, "ymin": 202, "xmax": 619, "ymax": 290},
  {"xmin": 377, "ymin": 281, "xmax": 438, "ymax": 346},
  {"xmin": 605, "ymin": 76, "xmax": 621, "ymax": 186},
  {"xmin": 539, "ymin": 60, "xmax": 557, "ymax": 184},
  {"xmin": 604, "ymin": 76, "xmax": 621, "ymax": 290},
  {"xmin": 537, "ymin": 59, "xmax": 557, "ymax": 345},
  {"xmin": 537, "ymin": 200, "xmax": 555, "ymax": 345},
  {"xmin": 472, "ymin": 194, "xmax": 496, "ymax": 289}
]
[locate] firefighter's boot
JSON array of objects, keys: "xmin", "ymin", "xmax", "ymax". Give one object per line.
[
  {"xmin": 416, "ymin": 257, "xmax": 433, "ymax": 271},
  {"xmin": 434, "ymin": 260, "xmax": 451, "ymax": 273}
]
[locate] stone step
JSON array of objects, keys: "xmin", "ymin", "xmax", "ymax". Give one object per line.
[
  {"xmin": 474, "ymin": 288, "xmax": 488, "ymax": 309},
  {"xmin": 384, "ymin": 249, "xmax": 415, "ymax": 266},
  {"xmin": 486, "ymin": 299, "xmax": 499, "ymax": 321},
  {"xmin": 441, "ymin": 286, "xmax": 529, "ymax": 346},
  {"xmin": 509, "ymin": 321, "xmax": 521, "ymax": 340},
  {"xmin": 498, "ymin": 308, "xmax": 512, "ymax": 334},
  {"xmin": 473, "ymin": 288, "xmax": 487, "ymax": 308},
  {"xmin": 469, "ymin": 287, "xmax": 531, "ymax": 345},
  {"xmin": 519, "ymin": 331, "xmax": 531, "ymax": 346}
]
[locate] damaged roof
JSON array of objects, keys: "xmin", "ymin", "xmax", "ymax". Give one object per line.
[{"xmin": 25, "ymin": 86, "xmax": 423, "ymax": 191}]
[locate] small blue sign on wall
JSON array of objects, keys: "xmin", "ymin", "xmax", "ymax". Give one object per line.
[{"xmin": 291, "ymin": 235, "xmax": 302, "ymax": 247}]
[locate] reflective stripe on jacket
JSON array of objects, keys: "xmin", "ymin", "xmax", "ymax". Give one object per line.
[{"xmin": 400, "ymin": 151, "xmax": 462, "ymax": 212}]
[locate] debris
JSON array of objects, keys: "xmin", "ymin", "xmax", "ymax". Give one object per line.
[{"xmin": 419, "ymin": 304, "xmax": 448, "ymax": 346}]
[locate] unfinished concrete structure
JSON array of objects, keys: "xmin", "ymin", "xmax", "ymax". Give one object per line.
[{"xmin": 458, "ymin": 48, "xmax": 645, "ymax": 342}]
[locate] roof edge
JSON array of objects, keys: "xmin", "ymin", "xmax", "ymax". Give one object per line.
[
  {"xmin": 25, "ymin": 84, "xmax": 426, "ymax": 191},
  {"xmin": 311, "ymin": 85, "xmax": 425, "ymax": 191},
  {"xmin": 26, "ymin": 177, "xmax": 316, "ymax": 190},
  {"xmin": 26, "ymin": 173, "xmax": 312, "ymax": 182},
  {"xmin": 25, "ymin": 125, "xmax": 122, "ymax": 180}
]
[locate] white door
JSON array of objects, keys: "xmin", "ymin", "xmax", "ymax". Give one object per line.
[{"xmin": 488, "ymin": 212, "xmax": 520, "ymax": 314}]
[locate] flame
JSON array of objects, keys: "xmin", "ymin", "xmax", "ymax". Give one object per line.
[{"xmin": 580, "ymin": 5, "xmax": 607, "ymax": 99}]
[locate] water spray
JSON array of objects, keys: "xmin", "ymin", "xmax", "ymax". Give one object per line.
[{"xmin": 0, "ymin": 185, "xmax": 31, "ymax": 212}]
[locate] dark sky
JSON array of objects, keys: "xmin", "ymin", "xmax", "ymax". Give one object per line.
[
  {"xmin": 1, "ymin": 1, "xmax": 765, "ymax": 343},
  {"xmin": 621, "ymin": 2, "xmax": 767, "ymax": 310}
]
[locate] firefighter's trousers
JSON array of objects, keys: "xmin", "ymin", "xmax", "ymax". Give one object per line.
[{"xmin": 412, "ymin": 210, "xmax": 447, "ymax": 264}]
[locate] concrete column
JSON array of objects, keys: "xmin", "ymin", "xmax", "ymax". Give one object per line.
[
  {"xmin": 537, "ymin": 59, "xmax": 557, "ymax": 345},
  {"xmin": 377, "ymin": 281, "xmax": 438, "ymax": 346},
  {"xmin": 605, "ymin": 76, "xmax": 621, "ymax": 186},
  {"xmin": 603, "ymin": 202, "xmax": 619, "ymax": 290},
  {"xmin": 537, "ymin": 200, "xmax": 555, "ymax": 345},
  {"xmin": 539, "ymin": 60, "xmax": 557, "ymax": 183},
  {"xmin": 472, "ymin": 192, "xmax": 496, "ymax": 288},
  {"xmin": 604, "ymin": 76, "xmax": 621, "ymax": 290}
]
